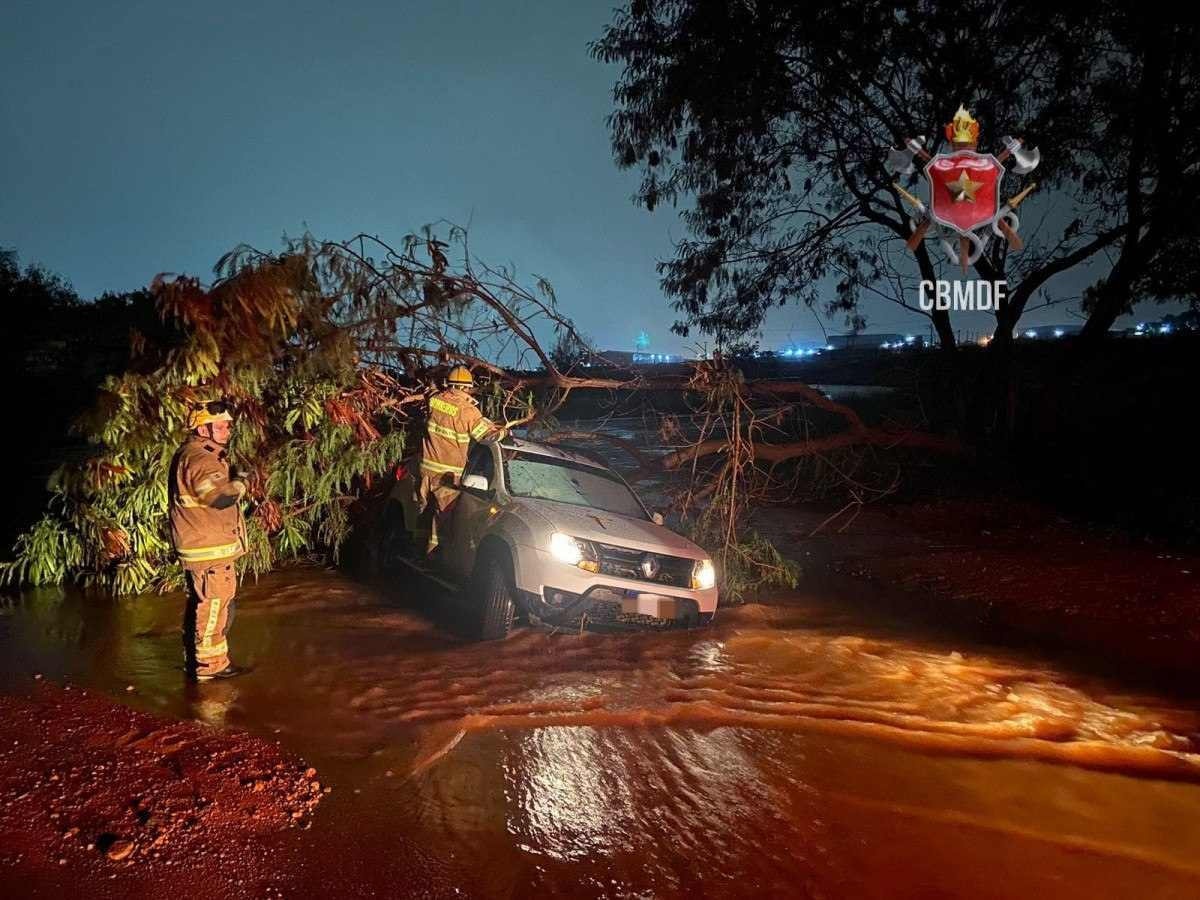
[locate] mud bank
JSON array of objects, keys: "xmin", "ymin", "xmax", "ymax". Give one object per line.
[
  {"xmin": 0, "ymin": 679, "xmax": 322, "ymax": 897},
  {"xmin": 788, "ymin": 497, "xmax": 1200, "ymax": 687}
]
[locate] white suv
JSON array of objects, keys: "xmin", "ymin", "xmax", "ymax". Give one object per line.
[{"xmin": 387, "ymin": 437, "xmax": 719, "ymax": 639}]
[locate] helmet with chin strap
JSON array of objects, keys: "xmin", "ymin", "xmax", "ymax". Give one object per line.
[{"xmin": 187, "ymin": 400, "xmax": 234, "ymax": 431}]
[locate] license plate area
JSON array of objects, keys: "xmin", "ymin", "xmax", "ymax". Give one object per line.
[{"xmin": 620, "ymin": 591, "xmax": 684, "ymax": 619}]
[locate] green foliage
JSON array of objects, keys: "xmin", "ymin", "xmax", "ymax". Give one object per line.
[
  {"xmin": 2, "ymin": 245, "xmax": 411, "ymax": 595},
  {"xmin": 687, "ymin": 524, "xmax": 799, "ymax": 606},
  {"xmin": 718, "ymin": 531, "xmax": 800, "ymax": 605},
  {"xmin": 4, "ymin": 227, "xmax": 588, "ymax": 596},
  {"xmin": 6, "ymin": 514, "xmax": 83, "ymax": 586}
]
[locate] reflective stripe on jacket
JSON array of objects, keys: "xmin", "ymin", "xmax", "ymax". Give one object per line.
[
  {"xmin": 169, "ymin": 436, "xmax": 247, "ymax": 568},
  {"xmin": 419, "ymin": 388, "xmax": 500, "ymax": 479}
]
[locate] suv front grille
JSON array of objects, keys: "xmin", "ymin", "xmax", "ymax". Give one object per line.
[{"xmin": 593, "ymin": 541, "xmax": 694, "ymax": 587}]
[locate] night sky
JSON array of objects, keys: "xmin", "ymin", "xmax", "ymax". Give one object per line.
[{"xmin": 1, "ymin": 0, "xmax": 1163, "ymax": 354}]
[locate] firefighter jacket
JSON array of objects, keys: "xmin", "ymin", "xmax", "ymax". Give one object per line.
[
  {"xmin": 169, "ymin": 435, "xmax": 247, "ymax": 569},
  {"xmin": 419, "ymin": 388, "xmax": 501, "ymax": 481}
]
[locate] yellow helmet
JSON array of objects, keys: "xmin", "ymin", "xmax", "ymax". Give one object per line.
[
  {"xmin": 446, "ymin": 365, "xmax": 475, "ymax": 388},
  {"xmin": 187, "ymin": 400, "xmax": 234, "ymax": 430}
]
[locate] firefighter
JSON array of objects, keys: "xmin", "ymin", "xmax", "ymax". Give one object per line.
[
  {"xmin": 169, "ymin": 400, "xmax": 249, "ymax": 680},
  {"xmin": 415, "ymin": 366, "xmax": 504, "ymax": 554}
]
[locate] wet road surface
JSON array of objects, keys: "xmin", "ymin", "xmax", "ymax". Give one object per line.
[{"xmin": 2, "ymin": 565, "xmax": 1200, "ymax": 898}]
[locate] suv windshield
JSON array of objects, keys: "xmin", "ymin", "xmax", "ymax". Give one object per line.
[{"xmin": 503, "ymin": 451, "xmax": 647, "ymax": 520}]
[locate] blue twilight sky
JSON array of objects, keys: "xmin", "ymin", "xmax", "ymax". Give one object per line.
[{"xmin": 0, "ymin": 1, "xmax": 1164, "ymax": 355}]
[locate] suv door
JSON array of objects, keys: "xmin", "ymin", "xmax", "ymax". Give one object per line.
[{"xmin": 444, "ymin": 442, "xmax": 499, "ymax": 579}]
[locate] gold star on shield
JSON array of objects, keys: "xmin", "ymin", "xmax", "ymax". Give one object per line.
[{"xmin": 946, "ymin": 169, "xmax": 984, "ymax": 202}]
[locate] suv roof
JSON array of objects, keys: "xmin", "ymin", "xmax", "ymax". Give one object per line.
[{"xmin": 500, "ymin": 436, "xmax": 608, "ymax": 470}]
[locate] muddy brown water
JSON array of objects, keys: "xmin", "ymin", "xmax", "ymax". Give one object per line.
[{"xmin": 3, "ymin": 564, "xmax": 1200, "ymax": 899}]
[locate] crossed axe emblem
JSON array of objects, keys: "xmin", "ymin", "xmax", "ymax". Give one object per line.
[{"xmin": 885, "ymin": 109, "xmax": 1041, "ymax": 270}]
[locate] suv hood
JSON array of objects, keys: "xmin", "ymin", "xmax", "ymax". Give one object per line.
[{"xmin": 515, "ymin": 498, "xmax": 708, "ymax": 560}]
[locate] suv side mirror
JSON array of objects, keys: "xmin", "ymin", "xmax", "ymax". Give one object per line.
[
  {"xmin": 461, "ymin": 474, "xmax": 490, "ymax": 492},
  {"xmin": 651, "ymin": 511, "xmax": 664, "ymax": 526}
]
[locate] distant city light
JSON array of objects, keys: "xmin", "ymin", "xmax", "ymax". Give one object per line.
[
  {"xmin": 1160, "ymin": 324, "xmax": 1172, "ymax": 334},
  {"xmin": 1024, "ymin": 329, "xmax": 1037, "ymax": 338},
  {"xmin": 1053, "ymin": 329, "xmax": 1065, "ymax": 338},
  {"xmin": 904, "ymin": 335, "xmax": 915, "ymax": 344},
  {"xmin": 630, "ymin": 352, "xmax": 678, "ymax": 364}
]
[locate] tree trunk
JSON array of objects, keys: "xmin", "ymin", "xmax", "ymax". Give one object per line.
[
  {"xmin": 914, "ymin": 243, "xmax": 956, "ymax": 350},
  {"xmin": 932, "ymin": 308, "xmax": 955, "ymax": 350},
  {"xmin": 660, "ymin": 426, "xmax": 965, "ymax": 470},
  {"xmin": 1077, "ymin": 255, "xmax": 1137, "ymax": 348}
]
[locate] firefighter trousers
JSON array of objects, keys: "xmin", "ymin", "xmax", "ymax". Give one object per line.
[
  {"xmin": 183, "ymin": 562, "xmax": 237, "ymax": 677},
  {"xmin": 413, "ymin": 473, "xmax": 460, "ymax": 555}
]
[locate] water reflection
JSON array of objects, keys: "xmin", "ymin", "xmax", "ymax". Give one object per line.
[{"xmin": 2, "ymin": 567, "xmax": 1200, "ymax": 897}]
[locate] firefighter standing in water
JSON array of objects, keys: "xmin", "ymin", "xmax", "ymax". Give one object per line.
[
  {"xmin": 415, "ymin": 366, "xmax": 504, "ymax": 555},
  {"xmin": 169, "ymin": 401, "xmax": 249, "ymax": 680}
]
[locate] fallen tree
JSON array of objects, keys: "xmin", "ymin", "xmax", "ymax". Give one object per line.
[
  {"xmin": 3, "ymin": 228, "xmax": 963, "ymax": 599},
  {"xmin": 662, "ymin": 423, "xmax": 965, "ymax": 470}
]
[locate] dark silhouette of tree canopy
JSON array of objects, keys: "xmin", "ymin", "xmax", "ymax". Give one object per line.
[
  {"xmin": 2, "ymin": 248, "xmax": 78, "ymax": 311},
  {"xmin": 2, "ymin": 248, "xmax": 168, "ymax": 381},
  {"xmin": 592, "ymin": 2, "xmax": 1199, "ymax": 349},
  {"xmin": 548, "ymin": 329, "xmax": 596, "ymax": 373}
]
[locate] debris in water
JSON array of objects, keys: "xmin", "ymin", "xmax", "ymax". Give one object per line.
[{"xmin": 106, "ymin": 839, "xmax": 134, "ymax": 861}]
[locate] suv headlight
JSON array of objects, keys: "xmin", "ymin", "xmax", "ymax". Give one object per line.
[
  {"xmin": 549, "ymin": 532, "xmax": 600, "ymax": 572},
  {"xmin": 549, "ymin": 532, "xmax": 583, "ymax": 564},
  {"xmin": 691, "ymin": 558, "xmax": 716, "ymax": 590}
]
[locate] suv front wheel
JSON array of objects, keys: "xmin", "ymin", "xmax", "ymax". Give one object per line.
[{"xmin": 471, "ymin": 549, "xmax": 516, "ymax": 640}]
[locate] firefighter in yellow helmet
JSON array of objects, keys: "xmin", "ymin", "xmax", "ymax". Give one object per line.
[
  {"xmin": 169, "ymin": 401, "xmax": 249, "ymax": 680},
  {"xmin": 414, "ymin": 366, "xmax": 504, "ymax": 555}
]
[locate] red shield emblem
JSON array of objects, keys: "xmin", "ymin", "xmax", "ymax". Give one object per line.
[{"xmin": 924, "ymin": 150, "xmax": 1004, "ymax": 236}]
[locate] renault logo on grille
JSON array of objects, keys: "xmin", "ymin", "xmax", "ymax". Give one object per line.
[{"xmin": 639, "ymin": 553, "xmax": 660, "ymax": 579}]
